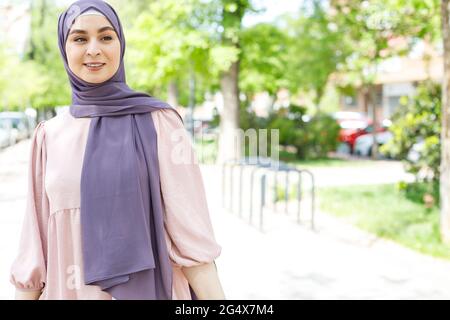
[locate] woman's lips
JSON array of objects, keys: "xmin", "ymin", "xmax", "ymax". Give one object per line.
[{"xmin": 83, "ymin": 63, "xmax": 106, "ymax": 71}]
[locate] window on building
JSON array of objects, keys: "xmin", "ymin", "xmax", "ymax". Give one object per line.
[
  {"xmin": 343, "ymin": 95, "xmax": 357, "ymax": 109},
  {"xmin": 388, "ymin": 96, "xmax": 401, "ymax": 117}
]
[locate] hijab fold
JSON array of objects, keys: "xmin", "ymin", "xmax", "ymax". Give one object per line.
[{"xmin": 58, "ymin": 0, "xmax": 184, "ymax": 300}]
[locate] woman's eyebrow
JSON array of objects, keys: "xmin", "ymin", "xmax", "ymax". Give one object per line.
[{"xmin": 69, "ymin": 26, "xmax": 115, "ymax": 35}]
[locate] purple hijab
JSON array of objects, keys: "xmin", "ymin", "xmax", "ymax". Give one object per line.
[{"xmin": 57, "ymin": 0, "xmax": 190, "ymax": 300}]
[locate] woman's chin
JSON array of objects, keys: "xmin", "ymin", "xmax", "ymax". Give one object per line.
[{"xmin": 80, "ymin": 73, "xmax": 111, "ymax": 84}]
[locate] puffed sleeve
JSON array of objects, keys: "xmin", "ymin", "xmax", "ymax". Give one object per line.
[
  {"xmin": 9, "ymin": 121, "xmax": 49, "ymax": 292},
  {"xmin": 152, "ymin": 108, "xmax": 222, "ymax": 268}
]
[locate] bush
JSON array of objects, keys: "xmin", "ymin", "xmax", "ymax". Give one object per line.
[
  {"xmin": 268, "ymin": 104, "xmax": 340, "ymax": 159},
  {"xmin": 302, "ymin": 112, "xmax": 340, "ymax": 158},
  {"xmin": 381, "ymin": 80, "xmax": 441, "ymax": 183},
  {"xmin": 240, "ymin": 103, "xmax": 340, "ymax": 160},
  {"xmin": 397, "ymin": 180, "xmax": 440, "ymax": 209}
]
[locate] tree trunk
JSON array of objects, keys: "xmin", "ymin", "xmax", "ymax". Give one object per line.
[
  {"xmin": 440, "ymin": 0, "xmax": 450, "ymax": 243},
  {"xmin": 217, "ymin": 60, "xmax": 241, "ymax": 163},
  {"xmin": 370, "ymin": 85, "xmax": 378, "ymax": 160},
  {"xmin": 215, "ymin": 0, "xmax": 249, "ymax": 164},
  {"xmin": 314, "ymin": 87, "xmax": 324, "ymax": 114},
  {"xmin": 188, "ymin": 68, "xmax": 196, "ymax": 137}
]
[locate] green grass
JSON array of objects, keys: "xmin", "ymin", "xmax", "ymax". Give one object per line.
[
  {"xmin": 316, "ymin": 183, "xmax": 450, "ymax": 260},
  {"xmin": 279, "ymin": 150, "xmax": 375, "ymax": 169}
]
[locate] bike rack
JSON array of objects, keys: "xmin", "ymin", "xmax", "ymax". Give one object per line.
[{"xmin": 221, "ymin": 157, "xmax": 315, "ymax": 231}]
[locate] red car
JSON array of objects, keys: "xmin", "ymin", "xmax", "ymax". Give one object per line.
[{"xmin": 332, "ymin": 112, "xmax": 386, "ymax": 154}]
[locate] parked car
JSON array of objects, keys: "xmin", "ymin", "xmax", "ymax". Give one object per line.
[
  {"xmin": 354, "ymin": 130, "xmax": 393, "ymax": 157},
  {"xmin": 0, "ymin": 112, "xmax": 31, "ymax": 144},
  {"xmin": 0, "ymin": 118, "xmax": 13, "ymax": 148},
  {"xmin": 332, "ymin": 111, "xmax": 370, "ymax": 153},
  {"xmin": 332, "ymin": 111, "xmax": 389, "ymax": 154}
]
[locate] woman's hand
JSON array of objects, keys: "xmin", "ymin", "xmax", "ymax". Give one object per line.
[
  {"xmin": 182, "ymin": 262, "xmax": 226, "ymax": 300},
  {"xmin": 15, "ymin": 289, "xmax": 42, "ymax": 300}
]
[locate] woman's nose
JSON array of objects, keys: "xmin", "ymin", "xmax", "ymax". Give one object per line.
[{"xmin": 86, "ymin": 40, "xmax": 101, "ymax": 57}]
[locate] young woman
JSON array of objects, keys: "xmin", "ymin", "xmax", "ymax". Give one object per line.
[{"xmin": 10, "ymin": 0, "xmax": 225, "ymax": 300}]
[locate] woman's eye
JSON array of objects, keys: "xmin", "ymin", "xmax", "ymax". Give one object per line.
[{"xmin": 71, "ymin": 35, "xmax": 113, "ymax": 43}]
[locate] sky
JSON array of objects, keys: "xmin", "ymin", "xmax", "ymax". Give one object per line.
[{"xmin": 242, "ymin": 0, "xmax": 303, "ymax": 27}]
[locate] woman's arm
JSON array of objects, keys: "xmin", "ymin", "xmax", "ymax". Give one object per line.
[
  {"xmin": 153, "ymin": 110, "xmax": 224, "ymax": 299},
  {"xmin": 10, "ymin": 122, "xmax": 49, "ymax": 300},
  {"xmin": 182, "ymin": 262, "xmax": 225, "ymax": 300}
]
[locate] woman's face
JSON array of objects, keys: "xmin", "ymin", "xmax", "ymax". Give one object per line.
[{"xmin": 65, "ymin": 14, "xmax": 121, "ymax": 84}]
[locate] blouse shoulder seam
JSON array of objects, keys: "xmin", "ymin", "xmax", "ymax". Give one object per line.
[
  {"xmin": 162, "ymin": 107, "xmax": 184, "ymax": 125},
  {"xmin": 152, "ymin": 108, "xmax": 184, "ymax": 130},
  {"xmin": 36, "ymin": 120, "xmax": 46, "ymax": 141},
  {"xmin": 36, "ymin": 120, "xmax": 46, "ymax": 133}
]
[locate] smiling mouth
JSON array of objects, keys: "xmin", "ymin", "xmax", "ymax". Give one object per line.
[{"xmin": 83, "ymin": 63, "xmax": 106, "ymax": 71}]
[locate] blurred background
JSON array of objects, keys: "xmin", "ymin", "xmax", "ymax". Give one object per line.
[{"xmin": 1, "ymin": 0, "xmax": 450, "ymax": 299}]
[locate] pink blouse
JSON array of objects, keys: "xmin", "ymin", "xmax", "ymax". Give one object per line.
[{"xmin": 9, "ymin": 108, "xmax": 221, "ymax": 300}]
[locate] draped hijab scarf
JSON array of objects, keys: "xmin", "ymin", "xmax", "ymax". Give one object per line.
[{"xmin": 57, "ymin": 0, "xmax": 186, "ymax": 299}]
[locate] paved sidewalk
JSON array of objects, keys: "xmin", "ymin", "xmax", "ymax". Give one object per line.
[
  {"xmin": 0, "ymin": 140, "xmax": 30, "ymax": 300},
  {"xmin": 203, "ymin": 164, "xmax": 450, "ymax": 300},
  {"xmin": 298, "ymin": 161, "xmax": 415, "ymax": 187},
  {"xmin": 1, "ymin": 139, "xmax": 450, "ymax": 299}
]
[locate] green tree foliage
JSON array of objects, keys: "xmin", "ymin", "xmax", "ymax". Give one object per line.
[
  {"xmin": 284, "ymin": 1, "xmax": 350, "ymax": 113},
  {"xmin": 0, "ymin": 45, "xmax": 45, "ymax": 110},
  {"xmin": 239, "ymin": 23, "xmax": 290, "ymax": 98},
  {"xmin": 123, "ymin": 0, "xmax": 244, "ymax": 103},
  {"xmin": 25, "ymin": 0, "xmax": 71, "ymax": 109},
  {"xmin": 331, "ymin": 0, "xmax": 439, "ymax": 87}
]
